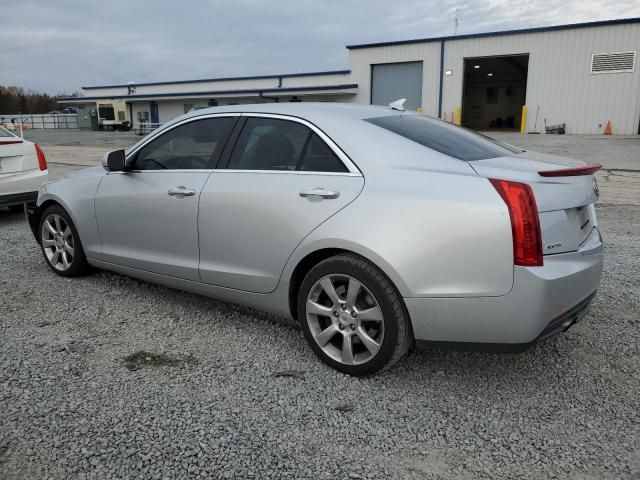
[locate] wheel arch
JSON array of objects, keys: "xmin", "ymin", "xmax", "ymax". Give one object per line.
[
  {"xmin": 287, "ymin": 245, "xmax": 410, "ymax": 321},
  {"xmin": 28, "ymin": 198, "xmax": 65, "ymax": 241}
]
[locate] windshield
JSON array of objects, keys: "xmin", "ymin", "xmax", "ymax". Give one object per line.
[{"xmin": 365, "ymin": 114, "xmax": 523, "ymax": 161}]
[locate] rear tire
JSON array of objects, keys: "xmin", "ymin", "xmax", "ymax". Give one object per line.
[
  {"xmin": 39, "ymin": 205, "xmax": 90, "ymax": 277},
  {"xmin": 297, "ymin": 254, "xmax": 413, "ymax": 376}
]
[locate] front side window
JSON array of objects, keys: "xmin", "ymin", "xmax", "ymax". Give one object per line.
[
  {"xmin": 365, "ymin": 114, "xmax": 523, "ymax": 161},
  {"xmin": 228, "ymin": 117, "xmax": 348, "ymax": 173},
  {"xmin": 134, "ymin": 117, "xmax": 236, "ymax": 170}
]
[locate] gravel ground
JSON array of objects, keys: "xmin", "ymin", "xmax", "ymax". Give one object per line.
[{"xmin": 1, "ymin": 204, "xmax": 638, "ymax": 479}]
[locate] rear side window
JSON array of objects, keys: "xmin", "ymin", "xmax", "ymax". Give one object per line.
[
  {"xmin": 228, "ymin": 117, "xmax": 348, "ymax": 173},
  {"xmin": 365, "ymin": 115, "xmax": 522, "ymax": 161},
  {"xmin": 299, "ymin": 134, "xmax": 348, "ymax": 173},
  {"xmin": 229, "ymin": 117, "xmax": 309, "ymax": 171}
]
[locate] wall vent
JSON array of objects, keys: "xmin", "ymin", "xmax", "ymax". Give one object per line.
[{"xmin": 591, "ymin": 51, "xmax": 636, "ymax": 74}]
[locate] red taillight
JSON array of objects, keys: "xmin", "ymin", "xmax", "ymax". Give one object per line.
[
  {"xmin": 538, "ymin": 164, "xmax": 601, "ymax": 177},
  {"xmin": 35, "ymin": 144, "xmax": 47, "ymax": 171},
  {"xmin": 489, "ymin": 178, "xmax": 543, "ymax": 267}
]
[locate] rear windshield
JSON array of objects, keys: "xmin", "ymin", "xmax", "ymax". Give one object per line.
[{"xmin": 365, "ymin": 114, "xmax": 523, "ymax": 161}]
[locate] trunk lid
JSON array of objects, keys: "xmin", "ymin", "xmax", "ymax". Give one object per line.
[
  {"xmin": 470, "ymin": 152, "xmax": 599, "ymax": 255},
  {"xmin": 0, "ymin": 138, "xmax": 37, "ymax": 174}
]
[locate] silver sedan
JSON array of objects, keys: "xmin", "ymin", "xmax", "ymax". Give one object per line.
[{"xmin": 26, "ymin": 103, "xmax": 603, "ymax": 375}]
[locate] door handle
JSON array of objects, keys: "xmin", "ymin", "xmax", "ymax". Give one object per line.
[
  {"xmin": 299, "ymin": 188, "xmax": 340, "ymax": 200},
  {"xmin": 168, "ymin": 186, "xmax": 196, "ymax": 197}
]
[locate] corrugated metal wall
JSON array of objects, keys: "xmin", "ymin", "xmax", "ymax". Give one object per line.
[
  {"xmin": 348, "ymin": 42, "xmax": 441, "ymax": 114},
  {"xmin": 442, "ymin": 23, "xmax": 640, "ymax": 134},
  {"xmin": 282, "ymin": 73, "xmax": 352, "ymax": 88},
  {"xmin": 349, "ymin": 22, "xmax": 640, "ymax": 134}
]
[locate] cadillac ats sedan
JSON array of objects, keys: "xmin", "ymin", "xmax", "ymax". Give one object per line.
[{"xmin": 26, "ymin": 103, "xmax": 603, "ymax": 375}]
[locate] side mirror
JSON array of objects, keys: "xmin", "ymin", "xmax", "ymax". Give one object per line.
[{"xmin": 102, "ymin": 150, "xmax": 127, "ymax": 172}]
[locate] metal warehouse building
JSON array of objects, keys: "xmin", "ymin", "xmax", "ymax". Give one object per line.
[{"xmin": 62, "ymin": 17, "xmax": 640, "ymax": 135}]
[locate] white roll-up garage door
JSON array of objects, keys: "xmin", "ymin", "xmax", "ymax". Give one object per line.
[{"xmin": 371, "ymin": 61, "xmax": 423, "ymax": 111}]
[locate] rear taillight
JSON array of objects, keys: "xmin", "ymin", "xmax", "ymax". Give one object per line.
[
  {"xmin": 489, "ymin": 178, "xmax": 543, "ymax": 267},
  {"xmin": 35, "ymin": 144, "xmax": 47, "ymax": 171}
]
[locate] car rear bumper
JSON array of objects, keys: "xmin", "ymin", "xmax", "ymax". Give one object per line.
[
  {"xmin": 0, "ymin": 190, "xmax": 38, "ymax": 208},
  {"xmin": 0, "ymin": 168, "xmax": 48, "ymax": 199},
  {"xmin": 405, "ymin": 232, "xmax": 603, "ymax": 349}
]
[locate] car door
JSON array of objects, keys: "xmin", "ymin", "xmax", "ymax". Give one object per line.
[
  {"xmin": 94, "ymin": 115, "xmax": 238, "ymax": 281},
  {"xmin": 198, "ymin": 114, "xmax": 365, "ymax": 293}
]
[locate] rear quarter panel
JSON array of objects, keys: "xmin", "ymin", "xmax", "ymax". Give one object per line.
[{"xmin": 282, "ymin": 165, "xmax": 514, "ymax": 298}]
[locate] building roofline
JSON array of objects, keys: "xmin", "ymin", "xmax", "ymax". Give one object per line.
[
  {"xmin": 59, "ymin": 83, "xmax": 359, "ymax": 102},
  {"xmin": 346, "ymin": 17, "xmax": 640, "ymax": 49},
  {"xmin": 81, "ymin": 69, "xmax": 352, "ymax": 90}
]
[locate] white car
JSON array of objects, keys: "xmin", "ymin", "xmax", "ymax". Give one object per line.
[{"xmin": 0, "ymin": 126, "xmax": 48, "ymax": 211}]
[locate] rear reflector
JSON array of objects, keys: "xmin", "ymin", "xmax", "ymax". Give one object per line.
[
  {"xmin": 489, "ymin": 178, "xmax": 543, "ymax": 267},
  {"xmin": 35, "ymin": 144, "xmax": 47, "ymax": 171},
  {"xmin": 0, "ymin": 140, "xmax": 23, "ymax": 145},
  {"xmin": 538, "ymin": 164, "xmax": 601, "ymax": 177}
]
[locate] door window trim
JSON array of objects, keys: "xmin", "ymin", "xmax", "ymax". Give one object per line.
[
  {"xmin": 124, "ymin": 113, "xmax": 242, "ymax": 172},
  {"xmin": 217, "ymin": 113, "xmax": 362, "ymax": 176}
]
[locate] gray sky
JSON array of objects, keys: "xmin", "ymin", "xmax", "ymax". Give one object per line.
[{"xmin": 2, "ymin": 0, "xmax": 639, "ymax": 94}]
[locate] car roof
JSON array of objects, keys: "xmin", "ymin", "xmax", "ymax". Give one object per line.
[
  {"xmin": 139, "ymin": 102, "xmax": 468, "ymax": 175},
  {"xmin": 181, "ymin": 102, "xmax": 413, "ymax": 123}
]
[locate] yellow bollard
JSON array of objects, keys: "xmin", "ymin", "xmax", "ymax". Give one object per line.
[
  {"xmin": 454, "ymin": 106, "xmax": 461, "ymax": 126},
  {"xmin": 520, "ymin": 105, "xmax": 527, "ymax": 134}
]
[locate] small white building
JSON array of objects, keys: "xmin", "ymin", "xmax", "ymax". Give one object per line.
[{"xmin": 61, "ymin": 17, "xmax": 640, "ymax": 134}]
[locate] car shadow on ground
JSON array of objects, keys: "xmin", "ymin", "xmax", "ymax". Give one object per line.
[{"xmin": 0, "ymin": 207, "xmax": 27, "ymax": 222}]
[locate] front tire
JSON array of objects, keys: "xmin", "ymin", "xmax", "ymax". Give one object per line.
[
  {"xmin": 298, "ymin": 254, "xmax": 412, "ymax": 376},
  {"xmin": 39, "ymin": 205, "xmax": 90, "ymax": 277}
]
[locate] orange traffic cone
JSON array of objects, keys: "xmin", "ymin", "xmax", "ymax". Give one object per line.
[{"xmin": 604, "ymin": 121, "xmax": 612, "ymax": 135}]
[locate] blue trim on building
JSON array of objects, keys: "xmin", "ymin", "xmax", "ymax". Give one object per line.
[
  {"xmin": 438, "ymin": 41, "xmax": 445, "ymax": 119},
  {"xmin": 82, "ymin": 70, "xmax": 352, "ymax": 90},
  {"xmin": 347, "ymin": 17, "xmax": 640, "ymax": 49},
  {"xmin": 60, "ymin": 84, "xmax": 359, "ymax": 102}
]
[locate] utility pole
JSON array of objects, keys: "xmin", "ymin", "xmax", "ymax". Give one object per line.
[{"xmin": 454, "ymin": 9, "xmax": 459, "ymax": 35}]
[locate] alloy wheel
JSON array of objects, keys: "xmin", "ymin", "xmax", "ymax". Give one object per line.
[
  {"xmin": 306, "ymin": 274, "xmax": 384, "ymax": 365},
  {"xmin": 41, "ymin": 213, "xmax": 75, "ymax": 272}
]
